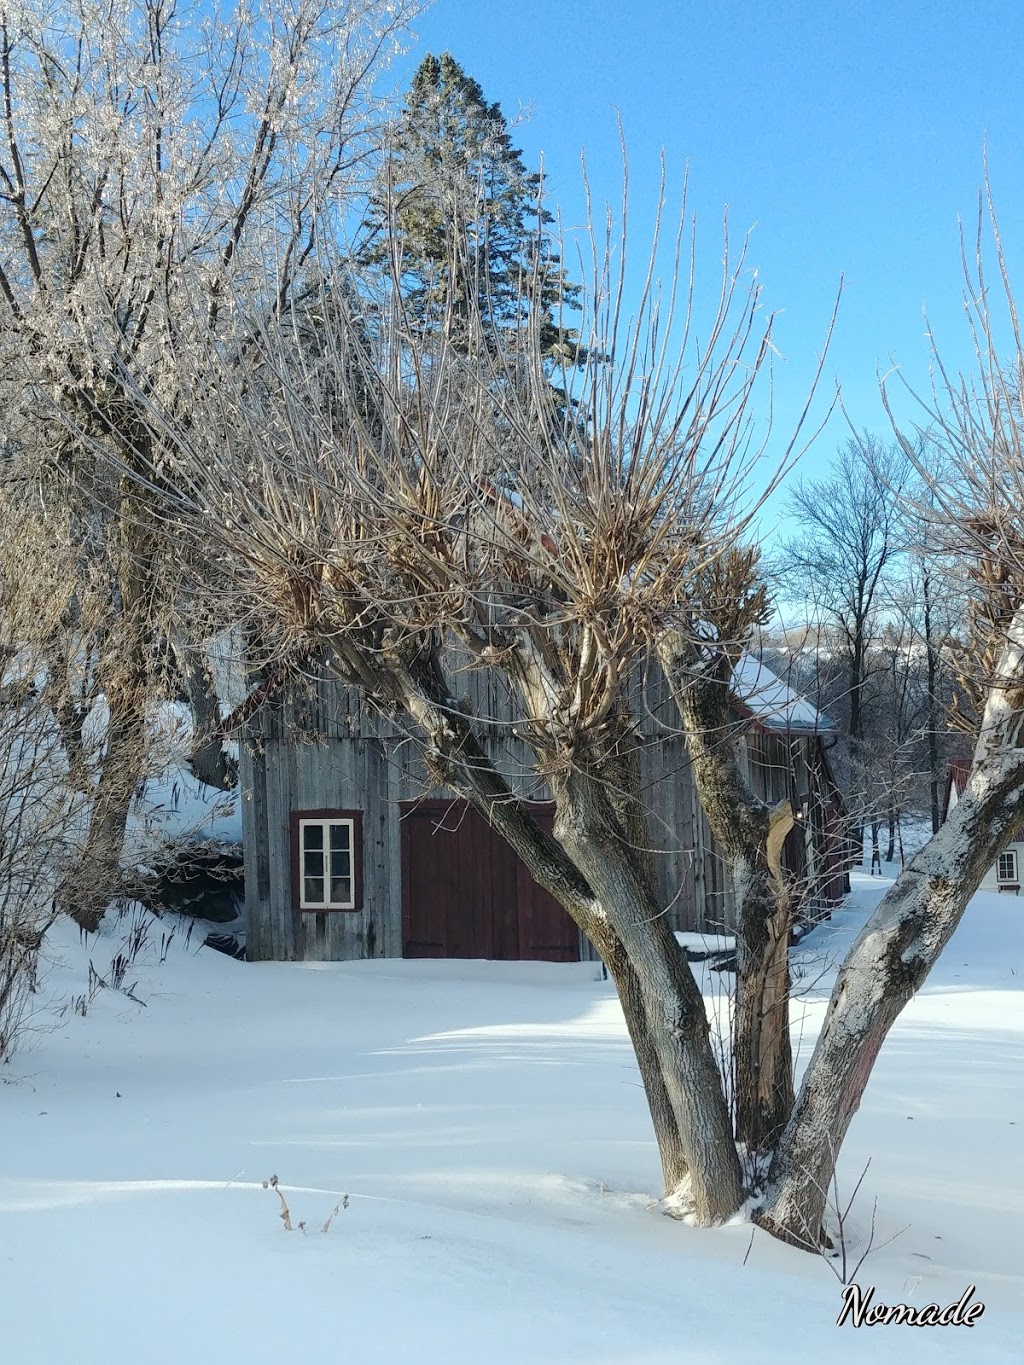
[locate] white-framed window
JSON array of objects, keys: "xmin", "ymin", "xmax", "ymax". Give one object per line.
[
  {"xmin": 293, "ymin": 811, "xmax": 362, "ymax": 911},
  {"xmin": 997, "ymin": 849, "xmax": 1018, "ymax": 885}
]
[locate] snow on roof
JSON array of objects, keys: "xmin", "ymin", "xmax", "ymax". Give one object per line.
[{"xmin": 731, "ymin": 654, "xmax": 836, "ymax": 734}]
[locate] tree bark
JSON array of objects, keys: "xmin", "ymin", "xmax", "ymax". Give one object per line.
[
  {"xmin": 659, "ymin": 637, "xmax": 796, "ymax": 1155},
  {"xmin": 577, "ymin": 730, "xmax": 691, "ymax": 1191},
  {"xmin": 62, "ymin": 475, "xmax": 155, "ymax": 931},
  {"xmin": 62, "ymin": 644, "xmax": 148, "ymax": 932},
  {"xmin": 553, "ymin": 768, "xmax": 744, "ymax": 1223}
]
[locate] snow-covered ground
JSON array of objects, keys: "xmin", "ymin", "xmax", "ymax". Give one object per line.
[{"xmin": 2, "ymin": 871, "xmax": 1021, "ymax": 1362}]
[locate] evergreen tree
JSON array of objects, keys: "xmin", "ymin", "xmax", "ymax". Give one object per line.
[{"xmin": 364, "ymin": 53, "xmax": 580, "ymax": 361}]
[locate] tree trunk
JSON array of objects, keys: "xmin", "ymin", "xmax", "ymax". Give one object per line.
[
  {"xmin": 62, "ymin": 476, "xmax": 155, "ymax": 932},
  {"xmin": 730, "ymin": 805, "xmax": 797, "ymax": 1155},
  {"xmin": 586, "ymin": 919, "xmax": 689, "ymax": 1191},
  {"xmin": 335, "ymin": 642, "xmax": 743, "ymax": 1221},
  {"xmin": 62, "ymin": 659, "xmax": 148, "ymax": 932},
  {"xmin": 554, "ymin": 769, "xmax": 744, "ymax": 1223},
  {"xmin": 659, "ymin": 638, "xmax": 796, "ymax": 1156},
  {"xmin": 758, "ymin": 606, "xmax": 1024, "ymax": 1247},
  {"xmin": 885, "ymin": 807, "xmax": 896, "ymax": 862},
  {"xmin": 576, "ymin": 733, "xmax": 691, "ymax": 1191}
]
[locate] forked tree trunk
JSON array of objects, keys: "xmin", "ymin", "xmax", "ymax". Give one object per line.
[
  {"xmin": 340, "ymin": 643, "xmax": 744, "ymax": 1223},
  {"xmin": 758, "ymin": 607, "xmax": 1024, "ymax": 1247}
]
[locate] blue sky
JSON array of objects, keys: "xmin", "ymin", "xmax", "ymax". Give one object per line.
[{"xmin": 395, "ymin": 0, "xmax": 1024, "ymax": 526}]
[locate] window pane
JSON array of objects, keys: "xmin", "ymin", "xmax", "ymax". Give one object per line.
[
  {"xmin": 330, "ymin": 875, "xmax": 352, "ymax": 904},
  {"xmin": 330, "ymin": 848, "xmax": 351, "ymax": 879},
  {"xmin": 303, "ymin": 824, "xmax": 324, "ymax": 850},
  {"xmin": 329, "ymin": 823, "xmax": 350, "ymax": 853},
  {"xmin": 304, "ymin": 849, "xmax": 324, "ymax": 878},
  {"xmin": 304, "ymin": 875, "xmax": 325, "ymax": 904}
]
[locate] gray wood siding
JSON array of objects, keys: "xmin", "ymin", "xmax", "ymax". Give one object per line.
[
  {"xmin": 242, "ymin": 661, "xmax": 841, "ymax": 959},
  {"xmin": 243, "ymin": 732, "xmax": 396, "ymax": 962}
]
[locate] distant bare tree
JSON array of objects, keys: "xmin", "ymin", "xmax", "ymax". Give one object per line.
[
  {"xmin": 873, "ymin": 538, "xmax": 964, "ymax": 851},
  {"xmin": 781, "ymin": 435, "xmax": 912, "ymax": 852},
  {"xmin": 770, "ymin": 445, "xmax": 964, "ymax": 860}
]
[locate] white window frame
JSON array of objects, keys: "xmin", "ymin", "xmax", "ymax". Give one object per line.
[
  {"xmin": 298, "ymin": 817, "xmax": 357, "ymax": 910},
  {"xmin": 997, "ymin": 849, "xmax": 1018, "ymax": 885}
]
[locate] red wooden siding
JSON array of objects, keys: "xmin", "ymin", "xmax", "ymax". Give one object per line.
[{"xmin": 400, "ymin": 800, "xmax": 580, "ymax": 962}]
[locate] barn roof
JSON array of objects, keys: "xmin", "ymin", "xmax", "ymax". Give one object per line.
[{"xmin": 732, "ymin": 655, "xmax": 837, "ymax": 735}]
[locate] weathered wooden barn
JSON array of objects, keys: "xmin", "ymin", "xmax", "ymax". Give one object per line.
[{"xmin": 238, "ymin": 656, "xmax": 846, "ymax": 963}]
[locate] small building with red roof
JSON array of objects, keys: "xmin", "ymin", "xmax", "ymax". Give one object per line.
[{"xmin": 944, "ymin": 758, "xmax": 1024, "ymax": 892}]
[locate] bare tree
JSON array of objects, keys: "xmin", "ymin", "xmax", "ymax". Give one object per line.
[
  {"xmin": 757, "ymin": 185, "xmax": 1024, "ymax": 1246},
  {"xmin": 84, "ymin": 78, "xmax": 1024, "ymax": 1251},
  {"xmin": 0, "ymin": 0, "xmax": 416, "ymax": 928},
  {"xmin": 767, "ymin": 451, "xmax": 964, "ymax": 863},
  {"xmin": 105, "ymin": 153, "xmax": 844, "ymax": 1221},
  {"xmin": 868, "ymin": 547, "xmax": 963, "ymax": 856},
  {"xmin": 178, "ymin": 184, "xmax": 1024, "ymax": 1250},
  {"xmin": 781, "ymin": 435, "xmax": 911, "ymax": 855}
]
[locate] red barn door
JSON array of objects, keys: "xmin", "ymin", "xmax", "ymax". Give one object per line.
[{"xmin": 400, "ymin": 800, "xmax": 579, "ymax": 962}]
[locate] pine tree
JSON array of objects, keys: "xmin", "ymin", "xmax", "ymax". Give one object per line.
[{"xmin": 364, "ymin": 53, "xmax": 580, "ymax": 361}]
